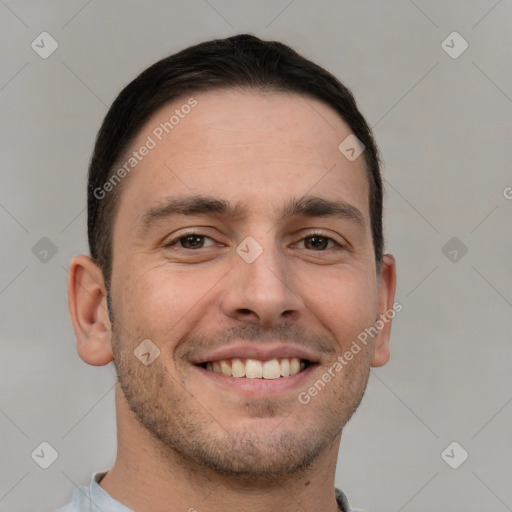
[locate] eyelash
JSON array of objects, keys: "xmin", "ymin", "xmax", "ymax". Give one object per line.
[{"xmin": 163, "ymin": 230, "xmax": 342, "ymax": 251}]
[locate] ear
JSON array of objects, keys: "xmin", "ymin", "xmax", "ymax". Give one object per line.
[
  {"xmin": 371, "ymin": 254, "xmax": 397, "ymax": 367},
  {"xmin": 67, "ymin": 254, "xmax": 114, "ymax": 366}
]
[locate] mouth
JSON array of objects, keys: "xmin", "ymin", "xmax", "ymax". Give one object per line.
[{"xmin": 197, "ymin": 357, "xmax": 313, "ymax": 379}]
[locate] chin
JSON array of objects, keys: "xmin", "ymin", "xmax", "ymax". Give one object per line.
[{"xmin": 166, "ymin": 426, "xmax": 333, "ymax": 479}]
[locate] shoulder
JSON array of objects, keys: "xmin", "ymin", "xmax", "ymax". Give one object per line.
[
  {"xmin": 56, "ymin": 471, "xmax": 119, "ymax": 512},
  {"xmin": 55, "ymin": 483, "xmax": 91, "ymax": 511},
  {"xmin": 335, "ymin": 487, "xmax": 364, "ymax": 512}
]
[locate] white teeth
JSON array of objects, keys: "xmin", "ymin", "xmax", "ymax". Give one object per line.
[
  {"xmin": 290, "ymin": 358, "xmax": 301, "ymax": 375},
  {"xmin": 220, "ymin": 360, "xmax": 232, "ymax": 376},
  {"xmin": 245, "ymin": 359, "xmax": 263, "ymax": 379},
  {"xmin": 280, "ymin": 358, "xmax": 290, "ymax": 377},
  {"xmin": 262, "ymin": 359, "xmax": 281, "ymax": 379},
  {"xmin": 231, "ymin": 358, "xmax": 245, "ymax": 377},
  {"xmin": 204, "ymin": 357, "xmax": 307, "ymax": 379}
]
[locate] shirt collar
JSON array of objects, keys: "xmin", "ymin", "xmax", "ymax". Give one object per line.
[{"xmin": 90, "ymin": 472, "xmax": 354, "ymax": 511}]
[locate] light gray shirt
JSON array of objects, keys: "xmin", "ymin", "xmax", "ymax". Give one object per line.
[{"xmin": 57, "ymin": 471, "xmax": 358, "ymax": 511}]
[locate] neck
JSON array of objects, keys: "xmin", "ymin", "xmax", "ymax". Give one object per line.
[{"xmin": 100, "ymin": 386, "xmax": 342, "ymax": 512}]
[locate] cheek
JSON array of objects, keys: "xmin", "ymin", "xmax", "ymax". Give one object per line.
[
  {"xmin": 302, "ymin": 267, "xmax": 377, "ymax": 346},
  {"xmin": 119, "ymin": 263, "xmax": 219, "ymax": 338}
]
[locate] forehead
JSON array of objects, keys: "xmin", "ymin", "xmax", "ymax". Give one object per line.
[{"xmin": 114, "ymin": 88, "xmax": 369, "ymax": 228}]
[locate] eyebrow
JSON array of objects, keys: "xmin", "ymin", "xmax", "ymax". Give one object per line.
[{"xmin": 136, "ymin": 194, "xmax": 365, "ymax": 238}]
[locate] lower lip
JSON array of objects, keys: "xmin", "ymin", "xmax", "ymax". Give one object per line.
[{"xmin": 194, "ymin": 364, "xmax": 318, "ymax": 396}]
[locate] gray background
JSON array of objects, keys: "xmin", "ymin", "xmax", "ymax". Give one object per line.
[{"xmin": 1, "ymin": 1, "xmax": 511, "ymax": 511}]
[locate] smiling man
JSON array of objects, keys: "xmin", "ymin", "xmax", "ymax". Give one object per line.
[{"xmin": 62, "ymin": 34, "xmax": 396, "ymax": 512}]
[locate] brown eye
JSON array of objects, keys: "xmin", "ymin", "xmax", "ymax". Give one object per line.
[
  {"xmin": 304, "ymin": 235, "xmax": 329, "ymax": 250},
  {"xmin": 164, "ymin": 233, "xmax": 216, "ymax": 250},
  {"xmin": 299, "ymin": 233, "xmax": 340, "ymax": 251},
  {"xmin": 180, "ymin": 234, "xmax": 206, "ymax": 249}
]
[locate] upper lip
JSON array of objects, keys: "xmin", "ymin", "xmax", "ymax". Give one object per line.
[{"xmin": 190, "ymin": 343, "xmax": 321, "ymax": 365}]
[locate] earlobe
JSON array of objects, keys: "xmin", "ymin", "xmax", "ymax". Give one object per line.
[
  {"xmin": 371, "ymin": 253, "xmax": 397, "ymax": 367},
  {"xmin": 67, "ymin": 254, "xmax": 114, "ymax": 366}
]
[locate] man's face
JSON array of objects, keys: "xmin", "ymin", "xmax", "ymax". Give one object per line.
[{"xmin": 108, "ymin": 89, "xmax": 388, "ymax": 477}]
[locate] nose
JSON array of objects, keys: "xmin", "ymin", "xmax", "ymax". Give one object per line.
[{"xmin": 219, "ymin": 237, "xmax": 304, "ymax": 327}]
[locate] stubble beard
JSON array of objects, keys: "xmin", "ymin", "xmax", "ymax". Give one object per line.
[{"xmin": 111, "ymin": 327, "xmax": 371, "ymax": 481}]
